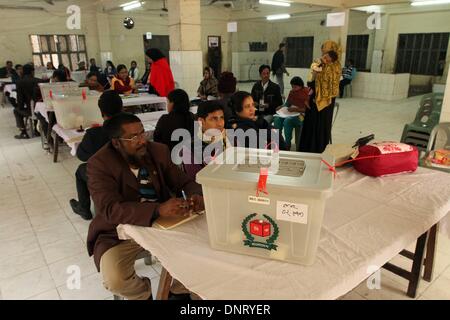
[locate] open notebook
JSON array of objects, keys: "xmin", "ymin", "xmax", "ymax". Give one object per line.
[{"xmin": 153, "ymin": 211, "xmax": 205, "ymax": 230}]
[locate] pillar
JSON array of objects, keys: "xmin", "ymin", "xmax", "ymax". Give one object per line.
[
  {"xmin": 328, "ymin": 8, "xmax": 350, "ymax": 66},
  {"xmin": 167, "ymin": 0, "xmax": 203, "ymax": 98}
]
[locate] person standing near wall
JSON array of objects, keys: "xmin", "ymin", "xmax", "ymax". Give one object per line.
[
  {"xmin": 145, "ymin": 48, "xmax": 175, "ymax": 97},
  {"xmin": 298, "ymin": 40, "xmax": 341, "ymax": 154},
  {"xmin": 271, "ymin": 43, "xmax": 290, "ymax": 97}
]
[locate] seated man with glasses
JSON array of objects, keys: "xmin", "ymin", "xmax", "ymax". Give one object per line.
[{"xmin": 86, "ymin": 112, "xmax": 204, "ymax": 300}]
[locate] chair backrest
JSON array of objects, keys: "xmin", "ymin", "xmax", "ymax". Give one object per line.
[
  {"xmin": 413, "ymin": 93, "xmax": 444, "ymax": 128},
  {"xmin": 427, "ymin": 122, "xmax": 450, "ymax": 153}
]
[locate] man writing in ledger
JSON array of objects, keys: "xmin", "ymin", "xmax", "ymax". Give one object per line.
[{"xmin": 87, "ymin": 112, "xmax": 204, "ymax": 300}]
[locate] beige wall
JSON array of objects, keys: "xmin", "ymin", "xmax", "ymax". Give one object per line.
[
  {"xmin": 106, "ymin": 6, "xmax": 230, "ymax": 72},
  {"xmin": 0, "ymin": 3, "xmax": 100, "ymax": 67},
  {"xmin": 107, "ymin": 12, "xmax": 168, "ymax": 70},
  {"xmin": 382, "ymin": 10, "xmax": 450, "ymax": 82},
  {"xmin": 1, "ymin": 4, "xmax": 449, "ymax": 84}
]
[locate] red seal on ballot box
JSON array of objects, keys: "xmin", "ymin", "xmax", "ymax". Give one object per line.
[{"xmin": 250, "ymin": 219, "xmax": 271, "ymax": 237}]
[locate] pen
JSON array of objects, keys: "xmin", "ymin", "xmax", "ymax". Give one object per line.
[{"xmin": 181, "ymin": 190, "xmax": 187, "ymax": 201}]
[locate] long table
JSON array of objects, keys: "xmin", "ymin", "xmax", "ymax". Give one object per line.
[
  {"xmin": 36, "ymin": 93, "xmax": 167, "ymax": 120},
  {"xmin": 35, "ymin": 92, "xmax": 168, "ymax": 161},
  {"xmin": 49, "ymin": 110, "xmax": 167, "ymax": 162},
  {"xmin": 117, "ymin": 167, "xmax": 450, "ymax": 300}
]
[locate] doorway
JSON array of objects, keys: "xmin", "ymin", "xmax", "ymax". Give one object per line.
[
  {"xmin": 143, "ymin": 35, "xmax": 170, "ymax": 69},
  {"xmin": 207, "ymin": 35, "xmax": 222, "ymax": 77}
]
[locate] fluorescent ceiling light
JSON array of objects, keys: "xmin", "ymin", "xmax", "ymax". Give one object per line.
[
  {"xmin": 121, "ymin": 1, "xmax": 142, "ymax": 11},
  {"xmin": 259, "ymin": 0, "xmax": 291, "ymax": 7},
  {"xmin": 267, "ymin": 14, "xmax": 291, "ymax": 20},
  {"xmin": 411, "ymin": 0, "xmax": 450, "ymax": 6},
  {"xmin": 120, "ymin": 1, "xmax": 139, "ymax": 7}
]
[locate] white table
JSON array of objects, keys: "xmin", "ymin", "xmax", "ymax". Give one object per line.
[
  {"xmin": 35, "ymin": 102, "xmax": 49, "ymax": 122},
  {"xmin": 4, "ymin": 84, "xmax": 16, "ymax": 95},
  {"xmin": 121, "ymin": 93, "xmax": 167, "ymax": 110},
  {"xmin": 118, "ymin": 167, "xmax": 450, "ymax": 300},
  {"xmin": 0, "ymin": 77, "xmax": 12, "ymax": 84},
  {"xmin": 50, "ymin": 111, "xmax": 167, "ymax": 160}
]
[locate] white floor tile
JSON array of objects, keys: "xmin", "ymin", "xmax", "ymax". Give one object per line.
[
  {"xmin": 27, "ymin": 289, "xmax": 61, "ymax": 300},
  {"xmin": 354, "ymin": 272, "xmax": 416, "ymax": 300},
  {"xmin": 0, "ymin": 249, "xmax": 47, "ymax": 280},
  {"xmin": 0, "ymin": 234, "xmax": 40, "ymax": 258},
  {"xmin": 35, "ymin": 221, "xmax": 78, "ymax": 246},
  {"xmin": 419, "ymin": 275, "xmax": 450, "ymax": 300},
  {"xmin": 57, "ymin": 273, "xmax": 111, "ymax": 300},
  {"xmin": 48, "ymin": 252, "xmax": 97, "ymax": 287},
  {"xmin": 41, "ymin": 236, "xmax": 85, "ymax": 264},
  {"xmin": 0, "ymin": 266, "xmax": 55, "ymax": 300}
]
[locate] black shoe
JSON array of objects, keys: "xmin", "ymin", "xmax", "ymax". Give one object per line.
[
  {"xmin": 168, "ymin": 291, "xmax": 192, "ymax": 300},
  {"xmin": 14, "ymin": 132, "xmax": 30, "ymax": 139},
  {"xmin": 33, "ymin": 130, "xmax": 41, "ymax": 137},
  {"xmin": 70, "ymin": 199, "xmax": 93, "ymax": 220}
]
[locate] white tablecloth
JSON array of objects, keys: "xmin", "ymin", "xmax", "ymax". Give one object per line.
[
  {"xmin": 52, "ymin": 111, "xmax": 167, "ymax": 156},
  {"xmin": 121, "ymin": 93, "xmax": 167, "ymax": 110},
  {"xmin": 0, "ymin": 77, "xmax": 11, "ymax": 84},
  {"xmin": 52, "ymin": 124, "xmax": 85, "ymax": 156},
  {"xmin": 35, "ymin": 102, "xmax": 50, "ymax": 122},
  {"xmin": 4, "ymin": 84, "xmax": 16, "ymax": 95},
  {"xmin": 118, "ymin": 167, "xmax": 450, "ymax": 300}
]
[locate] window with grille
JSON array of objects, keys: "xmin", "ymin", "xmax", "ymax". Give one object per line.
[
  {"xmin": 30, "ymin": 34, "xmax": 88, "ymax": 71},
  {"xmin": 346, "ymin": 35, "xmax": 369, "ymax": 70},
  {"xmin": 249, "ymin": 42, "xmax": 268, "ymax": 52},
  {"xmin": 395, "ymin": 33, "xmax": 449, "ymax": 76},
  {"xmin": 285, "ymin": 37, "xmax": 314, "ymax": 68}
]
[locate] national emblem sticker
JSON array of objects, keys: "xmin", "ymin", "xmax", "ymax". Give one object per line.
[{"xmin": 242, "ymin": 213, "xmax": 279, "ymax": 251}]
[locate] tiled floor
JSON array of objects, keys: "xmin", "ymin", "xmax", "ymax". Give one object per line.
[{"xmin": 0, "ymin": 94, "xmax": 449, "ymax": 300}]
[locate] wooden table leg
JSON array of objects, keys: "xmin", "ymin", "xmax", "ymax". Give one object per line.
[
  {"xmin": 407, "ymin": 231, "xmax": 428, "ymax": 298},
  {"xmin": 156, "ymin": 267, "xmax": 172, "ymax": 300},
  {"xmin": 53, "ymin": 130, "xmax": 59, "ymax": 163},
  {"xmin": 382, "ymin": 229, "xmax": 429, "ymax": 299},
  {"xmin": 423, "ymin": 223, "xmax": 438, "ymax": 282}
]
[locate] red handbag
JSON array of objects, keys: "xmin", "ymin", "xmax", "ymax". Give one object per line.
[{"xmin": 353, "ymin": 142, "xmax": 418, "ymax": 177}]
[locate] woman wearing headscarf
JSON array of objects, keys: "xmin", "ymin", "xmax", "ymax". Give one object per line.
[
  {"xmin": 298, "ymin": 40, "xmax": 342, "ymax": 153},
  {"xmin": 145, "ymin": 48, "xmax": 175, "ymax": 97},
  {"xmin": 197, "ymin": 67, "xmax": 218, "ymax": 100}
]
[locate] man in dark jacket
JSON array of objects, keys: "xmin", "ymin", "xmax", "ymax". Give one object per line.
[
  {"xmin": 87, "ymin": 112, "xmax": 203, "ymax": 300},
  {"xmin": 251, "ymin": 65, "xmax": 283, "ymax": 125},
  {"xmin": 69, "ymin": 91, "xmax": 123, "ymax": 220},
  {"xmin": 13, "ymin": 64, "xmax": 42, "ymax": 139},
  {"xmin": 0, "ymin": 60, "xmax": 15, "ymax": 78},
  {"xmin": 271, "ymin": 43, "xmax": 289, "ymax": 96}
]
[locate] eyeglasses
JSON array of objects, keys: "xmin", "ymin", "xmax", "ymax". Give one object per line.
[{"xmin": 119, "ymin": 131, "xmax": 150, "ymax": 143}]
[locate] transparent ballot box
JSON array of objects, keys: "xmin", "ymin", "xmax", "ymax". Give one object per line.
[
  {"xmin": 51, "ymin": 91, "xmax": 103, "ymax": 130},
  {"xmin": 196, "ymin": 147, "xmax": 335, "ymax": 265},
  {"xmin": 39, "ymin": 82, "xmax": 84, "ymax": 110}
]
